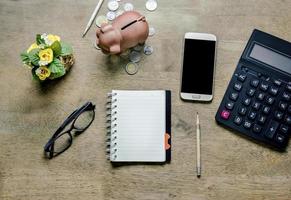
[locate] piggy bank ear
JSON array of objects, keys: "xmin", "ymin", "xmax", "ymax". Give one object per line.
[{"xmin": 110, "ymin": 44, "xmax": 121, "ymax": 54}]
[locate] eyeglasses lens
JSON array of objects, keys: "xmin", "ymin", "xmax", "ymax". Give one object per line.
[{"xmin": 74, "ymin": 110, "xmax": 94, "ymax": 130}]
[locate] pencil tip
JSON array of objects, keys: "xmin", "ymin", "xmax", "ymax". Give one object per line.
[{"xmin": 197, "ymin": 175, "xmax": 201, "ymax": 178}]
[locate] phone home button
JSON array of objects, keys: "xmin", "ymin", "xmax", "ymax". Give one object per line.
[{"xmin": 192, "ymin": 94, "xmax": 201, "ymax": 99}]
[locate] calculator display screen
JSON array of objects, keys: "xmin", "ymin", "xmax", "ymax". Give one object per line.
[{"xmin": 250, "ymin": 44, "xmax": 291, "ymax": 74}]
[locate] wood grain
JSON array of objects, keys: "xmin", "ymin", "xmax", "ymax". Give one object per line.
[{"xmin": 0, "ymin": 0, "xmax": 291, "ymax": 199}]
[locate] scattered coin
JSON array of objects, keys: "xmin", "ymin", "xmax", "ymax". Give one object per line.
[
  {"xmin": 95, "ymin": 15, "xmax": 108, "ymax": 27},
  {"xmin": 125, "ymin": 62, "xmax": 139, "ymax": 75},
  {"xmin": 120, "ymin": 49, "xmax": 131, "ymax": 58},
  {"xmin": 106, "ymin": 11, "xmax": 116, "ymax": 21},
  {"xmin": 129, "ymin": 51, "xmax": 142, "ymax": 63},
  {"xmin": 143, "ymin": 45, "xmax": 153, "ymax": 55},
  {"xmin": 109, "ymin": 55, "xmax": 120, "ymax": 64},
  {"xmin": 148, "ymin": 27, "xmax": 155, "ymax": 36},
  {"xmin": 133, "ymin": 44, "xmax": 144, "ymax": 51},
  {"xmin": 116, "ymin": 9, "xmax": 124, "ymax": 17},
  {"xmin": 124, "ymin": 3, "xmax": 134, "ymax": 11},
  {"xmin": 146, "ymin": 0, "xmax": 157, "ymax": 11},
  {"xmin": 107, "ymin": 0, "xmax": 119, "ymax": 11},
  {"xmin": 93, "ymin": 42, "xmax": 101, "ymax": 50}
]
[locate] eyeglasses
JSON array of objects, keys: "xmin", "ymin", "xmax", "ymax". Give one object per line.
[
  {"xmin": 121, "ymin": 16, "xmax": 146, "ymax": 30},
  {"xmin": 44, "ymin": 102, "xmax": 95, "ymax": 159}
]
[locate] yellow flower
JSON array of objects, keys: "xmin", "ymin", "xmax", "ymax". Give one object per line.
[
  {"xmin": 35, "ymin": 66, "xmax": 51, "ymax": 80},
  {"xmin": 47, "ymin": 34, "xmax": 61, "ymax": 43},
  {"xmin": 38, "ymin": 48, "xmax": 53, "ymax": 66},
  {"xmin": 27, "ymin": 43, "xmax": 39, "ymax": 53}
]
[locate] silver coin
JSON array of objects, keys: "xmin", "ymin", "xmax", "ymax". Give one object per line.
[
  {"xmin": 106, "ymin": 11, "xmax": 116, "ymax": 21},
  {"xmin": 146, "ymin": 0, "xmax": 157, "ymax": 11},
  {"xmin": 116, "ymin": 9, "xmax": 124, "ymax": 17},
  {"xmin": 107, "ymin": 0, "xmax": 119, "ymax": 11},
  {"xmin": 125, "ymin": 62, "xmax": 139, "ymax": 75},
  {"xmin": 95, "ymin": 15, "xmax": 108, "ymax": 27},
  {"xmin": 148, "ymin": 27, "xmax": 155, "ymax": 36},
  {"xmin": 129, "ymin": 51, "xmax": 141, "ymax": 63},
  {"xmin": 124, "ymin": 3, "xmax": 134, "ymax": 11},
  {"xmin": 133, "ymin": 44, "xmax": 144, "ymax": 51},
  {"xmin": 93, "ymin": 42, "xmax": 101, "ymax": 50},
  {"xmin": 143, "ymin": 45, "xmax": 153, "ymax": 55}
]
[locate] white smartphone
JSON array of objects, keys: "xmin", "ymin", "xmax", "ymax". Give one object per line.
[{"xmin": 180, "ymin": 32, "xmax": 217, "ymax": 101}]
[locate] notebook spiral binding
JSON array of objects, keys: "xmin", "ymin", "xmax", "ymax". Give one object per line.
[{"xmin": 106, "ymin": 92, "xmax": 118, "ymax": 161}]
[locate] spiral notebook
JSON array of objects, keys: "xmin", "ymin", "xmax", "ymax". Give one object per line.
[{"xmin": 106, "ymin": 90, "xmax": 171, "ymax": 162}]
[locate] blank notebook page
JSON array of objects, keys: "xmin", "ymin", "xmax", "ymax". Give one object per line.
[{"xmin": 111, "ymin": 90, "xmax": 166, "ymax": 162}]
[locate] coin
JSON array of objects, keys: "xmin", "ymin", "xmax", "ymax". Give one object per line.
[
  {"xmin": 116, "ymin": 9, "xmax": 124, "ymax": 17},
  {"xmin": 120, "ymin": 49, "xmax": 131, "ymax": 58},
  {"xmin": 146, "ymin": 0, "xmax": 157, "ymax": 11},
  {"xmin": 143, "ymin": 45, "xmax": 153, "ymax": 55},
  {"xmin": 94, "ymin": 42, "xmax": 101, "ymax": 50},
  {"xmin": 107, "ymin": 0, "xmax": 119, "ymax": 11},
  {"xmin": 95, "ymin": 15, "xmax": 108, "ymax": 27},
  {"xmin": 148, "ymin": 27, "xmax": 155, "ymax": 36},
  {"xmin": 129, "ymin": 51, "xmax": 141, "ymax": 63},
  {"xmin": 106, "ymin": 11, "xmax": 116, "ymax": 21},
  {"xmin": 125, "ymin": 62, "xmax": 139, "ymax": 75},
  {"xmin": 133, "ymin": 44, "xmax": 144, "ymax": 51},
  {"xmin": 110, "ymin": 55, "xmax": 120, "ymax": 64},
  {"xmin": 124, "ymin": 3, "xmax": 134, "ymax": 11}
]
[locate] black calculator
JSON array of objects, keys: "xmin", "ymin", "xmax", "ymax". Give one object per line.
[{"xmin": 215, "ymin": 29, "xmax": 291, "ymax": 150}]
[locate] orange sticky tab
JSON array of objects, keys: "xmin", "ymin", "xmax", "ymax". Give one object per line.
[{"xmin": 164, "ymin": 133, "xmax": 171, "ymax": 150}]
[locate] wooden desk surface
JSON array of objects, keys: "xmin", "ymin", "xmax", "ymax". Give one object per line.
[{"xmin": 1, "ymin": 0, "xmax": 291, "ymax": 199}]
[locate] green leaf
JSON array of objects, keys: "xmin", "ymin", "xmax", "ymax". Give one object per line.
[
  {"xmin": 28, "ymin": 48, "xmax": 40, "ymax": 66},
  {"xmin": 50, "ymin": 41, "xmax": 62, "ymax": 57},
  {"xmin": 60, "ymin": 41, "xmax": 73, "ymax": 56},
  {"xmin": 48, "ymin": 58, "xmax": 65, "ymax": 79},
  {"xmin": 36, "ymin": 34, "xmax": 45, "ymax": 46},
  {"xmin": 20, "ymin": 52, "xmax": 30, "ymax": 64}
]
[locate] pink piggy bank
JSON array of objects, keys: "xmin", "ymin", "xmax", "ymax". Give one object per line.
[{"xmin": 96, "ymin": 11, "xmax": 149, "ymax": 54}]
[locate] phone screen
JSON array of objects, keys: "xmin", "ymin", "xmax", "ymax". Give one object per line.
[{"xmin": 181, "ymin": 38, "xmax": 216, "ymax": 95}]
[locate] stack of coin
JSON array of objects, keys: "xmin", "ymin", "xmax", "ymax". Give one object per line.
[{"xmin": 95, "ymin": 15, "xmax": 108, "ymax": 27}]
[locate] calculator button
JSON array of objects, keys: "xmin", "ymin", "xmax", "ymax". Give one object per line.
[
  {"xmin": 274, "ymin": 111, "xmax": 284, "ymax": 120},
  {"xmin": 243, "ymin": 120, "xmax": 252, "ymax": 129},
  {"xmin": 288, "ymin": 105, "xmax": 291, "ymax": 114},
  {"xmin": 269, "ymin": 87, "xmax": 278, "ymax": 96},
  {"xmin": 234, "ymin": 82, "xmax": 243, "ymax": 91},
  {"xmin": 229, "ymin": 92, "xmax": 239, "ymax": 101},
  {"xmin": 265, "ymin": 120, "xmax": 279, "ymax": 139},
  {"xmin": 278, "ymin": 101, "xmax": 288, "ymax": 111},
  {"xmin": 279, "ymin": 124, "xmax": 288, "ymax": 134},
  {"xmin": 258, "ymin": 115, "xmax": 267, "ymax": 124},
  {"xmin": 282, "ymin": 92, "xmax": 291, "ymax": 101},
  {"xmin": 250, "ymin": 79, "xmax": 260, "ymax": 88},
  {"xmin": 266, "ymin": 96, "xmax": 275, "ymax": 105},
  {"xmin": 247, "ymin": 88, "xmax": 256, "ymax": 97},
  {"xmin": 275, "ymin": 134, "xmax": 285, "ymax": 143},
  {"xmin": 225, "ymin": 102, "xmax": 234, "ymax": 110},
  {"xmin": 259, "ymin": 82, "xmax": 269, "ymax": 91},
  {"xmin": 253, "ymin": 124, "xmax": 262, "ymax": 133},
  {"xmin": 252, "ymin": 102, "xmax": 261, "ymax": 110},
  {"xmin": 287, "ymin": 84, "xmax": 291, "ymax": 92},
  {"xmin": 285, "ymin": 115, "xmax": 291, "ymax": 125},
  {"xmin": 238, "ymin": 107, "xmax": 247, "ymax": 115},
  {"xmin": 248, "ymin": 111, "xmax": 257, "ymax": 120},
  {"xmin": 234, "ymin": 116, "xmax": 243, "ymax": 125},
  {"xmin": 243, "ymin": 98, "xmax": 251, "ymax": 106},
  {"xmin": 237, "ymin": 74, "xmax": 247, "ymax": 82},
  {"xmin": 274, "ymin": 79, "xmax": 282, "ymax": 86},
  {"xmin": 220, "ymin": 110, "xmax": 230, "ymax": 120},
  {"xmin": 257, "ymin": 93, "xmax": 265, "ymax": 101},
  {"xmin": 262, "ymin": 106, "xmax": 271, "ymax": 115}
]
